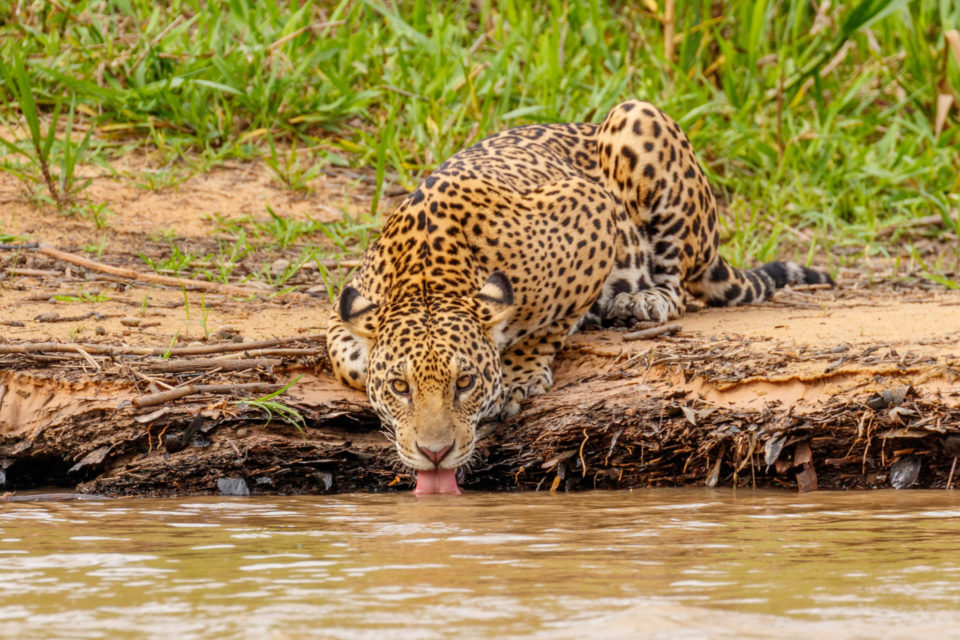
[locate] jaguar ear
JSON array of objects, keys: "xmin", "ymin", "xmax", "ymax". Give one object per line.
[
  {"xmin": 338, "ymin": 286, "xmax": 378, "ymax": 339},
  {"xmin": 474, "ymin": 271, "xmax": 514, "ymax": 332}
]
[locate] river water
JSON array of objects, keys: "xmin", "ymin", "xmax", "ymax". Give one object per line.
[{"xmin": 2, "ymin": 489, "xmax": 960, "ymax": 639}]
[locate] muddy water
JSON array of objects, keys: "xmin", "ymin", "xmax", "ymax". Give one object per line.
[{"xmin": 2, "ymin": 490, "xmax": 960, "ymax": 640}]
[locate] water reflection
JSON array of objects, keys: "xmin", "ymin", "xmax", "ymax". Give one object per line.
[{"xmin": 1, "ymin": 490, "xmax": 960, "ymax": 639}]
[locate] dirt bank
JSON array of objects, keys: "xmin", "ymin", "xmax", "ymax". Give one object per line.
[{"xmin": 2, "ymin": 164, "xmax": 959, "ymax": 496}]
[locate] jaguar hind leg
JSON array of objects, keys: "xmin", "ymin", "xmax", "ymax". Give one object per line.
[
  {"xmin": 583, "ymin": 203, "xmax": 687, "ymax": 327},
  {"xmin": 592, "ymin": 99, "xmax": 832, "ymax": 318}
]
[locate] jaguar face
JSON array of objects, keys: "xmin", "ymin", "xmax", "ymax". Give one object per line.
[{"xmin": 336, "ymin": 271, "xmax": 514, "ymax": 493}]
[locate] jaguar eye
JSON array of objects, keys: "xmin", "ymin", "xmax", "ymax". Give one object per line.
[
  {"xmin": 455, "ymin": 374, "xmax": 475, "ymax": 392},
  {"xmin": 390, "ymin": 379, "xmax": 409, "ymax": 395}
]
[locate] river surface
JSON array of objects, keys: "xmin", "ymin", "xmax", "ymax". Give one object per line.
[{"xmin": 2, "ymin": 489, "xmax": 960, "ymax": 639}]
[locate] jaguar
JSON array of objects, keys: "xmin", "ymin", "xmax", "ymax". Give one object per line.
[{"xmin": 325, "ymin": 100, "xmax": 832, "ymax": 494}]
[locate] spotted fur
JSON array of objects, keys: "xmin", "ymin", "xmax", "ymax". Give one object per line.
[{"xmin": 326, "ymin": 100, "xmax": 832, "ymax": 474}]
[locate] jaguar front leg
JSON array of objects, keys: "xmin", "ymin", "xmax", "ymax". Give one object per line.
[{"xmin": 497, "ymin": 319, "xmax": 578, "ymax": 418}]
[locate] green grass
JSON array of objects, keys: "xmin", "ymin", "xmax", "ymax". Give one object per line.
[
  {"xmin": 0, "ymin": 46, "xmax": 97, "ymax": 210},
  {"xmin": 233, "ymin": 375, "xmax": 306, "ymax": 432},
  {"xmin": 132, "ymin": 208, "xmax": 374, "ymax": 295},
  {"xmin": 53, "ymin": 290, "xmax": 111, "ymax": 303},
  {"xmin": 1, "ymin": 0, "xmax": 959, "ymax": 274}
]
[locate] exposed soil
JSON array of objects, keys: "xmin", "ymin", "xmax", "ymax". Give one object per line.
[{"xmin": 2, "ymin": 160, "xmax": 959, "ymax": 496}]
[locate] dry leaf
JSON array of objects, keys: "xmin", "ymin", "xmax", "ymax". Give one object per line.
[
  {"xmin": 705, "ymin": 454, "xmax": 722, "ymax": 488},
  {"xmin": 796, "ymin": 464, "xmax": 818, "ymax": 493},
  {"xmin": 946, "ymin": 30, "xmax": 960, "ymax": 68},
  {"xmin": 549, "ymin": 474, "xmax": 561, "ymax": 493},
  {"xmin": 888, "ymin": 406, "xmax": 918, "ymax": 424},
  {"xmin": 134, "ymin": 407, "xmax": 170, "ymax": 424},
  {"xmin": 868, "ymin": 386, "xmax": 911, "ymax": 409},
  {"xmin": 940, "ymin": 30, "xmax": 960, "ymax": 137},
  {"xmin": 705, "ymin": 444, "xmax": 726, "ymax": 488},
  {"xmin": 793, "ymin": 442, "xmax": 817, "ymax": 492},
  {"xmin": 880, "ymin": 428, "xmax": 932, "ymax": 439},
  {"xmin": 541, "ymin": 448, "xmax": 577, "ymax": 470},
  {"xmin": 764, "ymin": 433, "xmax": 788, "ymax": 466},
  {"xmin": 67, "ymin": 445, "xmax": 112, "ymax": 474},
  {"xmin": 936, "ymin": 93, "xmax": 954, "ymax": 138}
]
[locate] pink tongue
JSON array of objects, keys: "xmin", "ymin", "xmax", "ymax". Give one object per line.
[{"xmin": 414, "ymin": 468, "xmax": 461, "ymax": 496}]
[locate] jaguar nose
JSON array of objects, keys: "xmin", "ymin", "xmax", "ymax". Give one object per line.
[{"xmin": 417, "ymin": 442, "xmax": 454, "ymax": 466}]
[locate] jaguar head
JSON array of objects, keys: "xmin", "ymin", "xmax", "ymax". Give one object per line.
[{"xmin": 338, "ymin": 272, "xmax": 514, "ymax": 494}]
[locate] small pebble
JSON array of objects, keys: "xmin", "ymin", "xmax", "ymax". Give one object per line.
[
  {"xmin": 943, "ymin": 436, "xmax": 960, "ymax": 456},
  {"xmin": 312, "ymin": 471, "xmax": 334, "ymax": 492},
  {"xmin": 217, "ymin": 477, "xmax": 250, "ymax": 497},
  {"xmin": 890, "ymin": 455, "xmax": 921, "ymax": 489},
  {"xmin": 163, "ymin": 433, "xmax": 187, "ymax": 454},
  {"xmin": 270, "ymin": 258, "xmax": 291, "ymax": 276},
  {"xmin": 213, "ymin": 325, "xmax": 237, "ymax": 340}
]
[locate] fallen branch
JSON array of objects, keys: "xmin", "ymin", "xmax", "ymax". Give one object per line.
[
  {"xmin": 230, "ymin": 348, "xmax": 322, "ymax": 357},
  {"xmin": 786, "ymin": 283, "xmax": 835, "ymax": 292},
  {"xmin": 315, "ymin": 259, "xmax": 361, "ymax": 269},
  {"xmin": 0, "ymin": 243, "xmax": 40, "ymax": 250},
  {"xmin": 132, "ymin": 382, "xmax": 284, "ymax": 408},
  {"xmin": 138, "ymin": 357, "xmax": 283, "ymax": 372},
  {"xmin": 6, "ymin": 268, "xmax": 61, "ymax": 277},
  {"xmin": 877, "ymin": 211, "xmax": 959, "ymax": 239},
  {"xmin": 4, "ymin": 306, "xmax": 960, "ymax": 496},
  {"xmin": 34, "ymin": 243, "xmax": 271, "ymax": 297},
  {"xmin": 0, "ymin": 335, "xmax": 323, "ymax": 357},
  {"xmin": 4, "ymin": 242, "xmax": 340, "ymax": 296},
  {"xmin": 74, "ymin": 345, "xmax": 101, "ymax": 371},
  {"xmin": 34, "ymin": 311, "xmax": 103, "ymax": 323}
]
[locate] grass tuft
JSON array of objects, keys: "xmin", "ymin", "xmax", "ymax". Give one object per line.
[{"xmin": 1, "ymin": 0, "xmax": 958, "ymax": 269}]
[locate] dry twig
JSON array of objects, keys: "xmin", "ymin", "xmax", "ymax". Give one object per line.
[
  {"xmin": 35, "ymin": 243, "xmax": 270, "ymax": 297},
  {"xmin": 132, "ymin": 382, "xmax": 285, "ymax": 408},
  {"xmin": 0, "ymin": 335, "xmax": 322, "ymax": 357},
  {"xmin": 623, "ymin": 323, "xmax": 682, "ymax": 342},
  {"xmin": 138, "ymin": 357, "xmax": 282, "ymax": 372}
]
